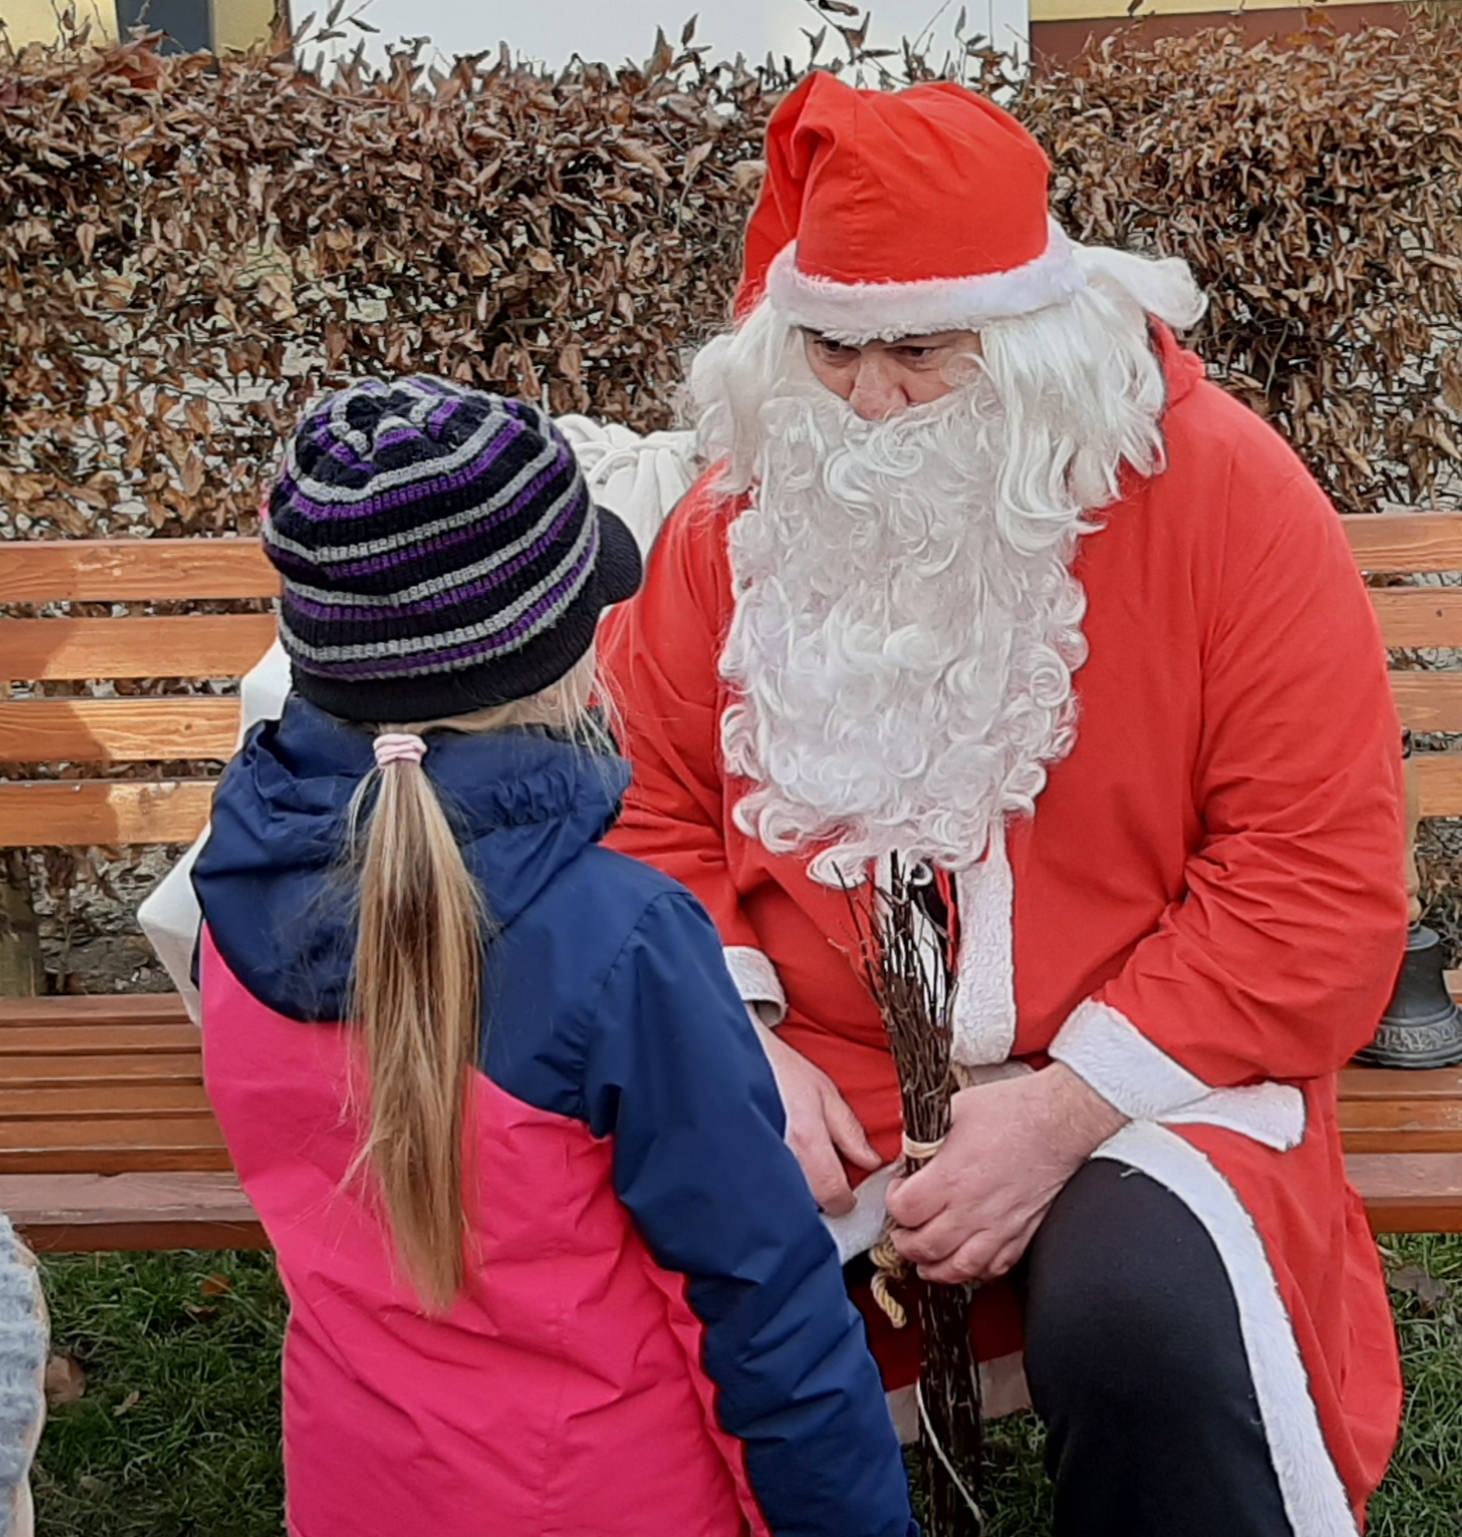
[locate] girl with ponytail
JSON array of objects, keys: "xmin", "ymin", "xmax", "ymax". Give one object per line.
[{"xmin": 192, "ymin": 379, "xmax": 915, "ymax": 1537}]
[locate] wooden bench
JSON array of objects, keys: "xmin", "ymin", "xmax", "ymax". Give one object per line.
[{"xmin": 4, "ymin": 522, "xmax": 1462, "ymax": 1249}]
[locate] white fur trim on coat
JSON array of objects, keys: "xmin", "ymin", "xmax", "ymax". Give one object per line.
[
  {"xmin": 1050, "ymin": 997, "xmax": 1210, "ymax": 1119},
  {"xmin": 1050, "ymin": 998, "xmax": 1306, "ymax": 1151},
  {"xmin": 822, "ymin": 1163, "xmax": 898, "ymax": 1265},
  {"xmin": 765, "ymin": 219, "xmax": 1087, "ymax": 343},
  {"xmin": 1093, "ymin": 1122, "xmax": 1359, "ymax": 1536},
  {"xmin": 724, "ymin": 945, "xmax": 787, "ymax": 1027},
  {"xmin": 886, "ymin": 1349, "xmax": 1031, "ymax": 1440},
  {"xmin": 952, "ymin": 829, "xmax": 1017, "ymax": 1067}
]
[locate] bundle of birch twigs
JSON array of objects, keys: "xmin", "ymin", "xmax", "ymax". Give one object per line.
[{"xmin": 847, "ymin": 855, "xmax": 985, "ymax": 1537}]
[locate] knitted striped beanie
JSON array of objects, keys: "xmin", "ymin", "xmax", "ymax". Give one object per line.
[{"xmin": 263, "ymin": 378, "xmax": 642, "ymax": 723}]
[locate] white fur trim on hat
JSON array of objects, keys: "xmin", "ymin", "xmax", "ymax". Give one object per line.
[{"xmin": 765, "ymin": 218, "xmax": 1087, "ymax": 342}]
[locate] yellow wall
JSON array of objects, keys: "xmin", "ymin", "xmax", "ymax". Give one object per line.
[
  {"xmin": 0, "ymin": 0, "xmax": 117, "ymax": 46},
  {"xmin": 1033, "ymin": 0, "xmax": 1375, "ymax": 19},
  {"xmin": 211, "ymin": 0, "xmax": 278, "ymax": 51}
]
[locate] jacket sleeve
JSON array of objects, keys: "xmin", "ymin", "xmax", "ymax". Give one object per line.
[
  {"xmin": 581, "ymin": 890, "xmax": 917, "ymax": 1537},
  {"xmin": 601, "ymin": 473, "xmax": 786, "ymax": 1020},
  {"xmin": 1049, "ymin": 463, "xmax": 1408, "ymax": 1121}
]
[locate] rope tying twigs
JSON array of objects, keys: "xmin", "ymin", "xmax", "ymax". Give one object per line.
[
  {"xmin": 869, "ymin": 1131, "xmax": 948, "ymax": 1329},
  {"xmin": 869, "ymin": 1229, "xmax": 908, "ymax": 1329}
]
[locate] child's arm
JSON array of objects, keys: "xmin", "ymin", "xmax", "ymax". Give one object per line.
[{"xmin": 581, "ymin": 890, "xmax": 918, "ymax": 1537}]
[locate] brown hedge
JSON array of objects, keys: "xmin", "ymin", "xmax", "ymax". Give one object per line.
[
  {"xmin": 5, "ymin": 14, "xmax": 1462, "ymax": 983},
  {"xmin": 3, "ymin": 13, "xmax": 1462, "ymax": 546}
]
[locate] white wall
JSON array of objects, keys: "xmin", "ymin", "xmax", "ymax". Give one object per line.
[{"xmin": 315, "ymin": 0, "xmax": 1027, "ymax": 77}]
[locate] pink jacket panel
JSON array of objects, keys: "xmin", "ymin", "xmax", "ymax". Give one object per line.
[{"xmin": 200, "ymin": 935, "xmax": 761, "ymax": 1537}]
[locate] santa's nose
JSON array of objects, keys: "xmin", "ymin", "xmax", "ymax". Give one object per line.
[{"xmin": 847, "ymin": 358, "xmax": 909, "ymax": 420}]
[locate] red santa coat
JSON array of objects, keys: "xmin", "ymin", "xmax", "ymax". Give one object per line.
[{"xmin": 602, "ymin": 330, "xmax": 1408, "ymax": 1534}]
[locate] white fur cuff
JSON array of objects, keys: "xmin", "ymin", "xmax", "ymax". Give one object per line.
[
  {"xmin": 723, "ymin": 945, "xmax": 787, "ymax": 1027},
  {"xmin": 1050, "ymin": 998, "xmax": 1210, "ymax": 1121},
  {"xmin": 1050, "ymin": 999, "xmax": 1307, "ymax": 1151}
]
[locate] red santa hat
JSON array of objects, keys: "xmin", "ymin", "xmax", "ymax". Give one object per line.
[{"xmin": 738, "ymin": 73, "xmax": 1086, "ymax": 340}]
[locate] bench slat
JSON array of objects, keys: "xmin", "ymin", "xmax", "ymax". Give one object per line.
[
  {"xmin": 0, "ymin": 1023, "xmax": 201, "ymax": 1054},
  {"xmin": 1416, "ymin": 755, "xmax": 1462, "ymax": 819},
  {"xmin": 1371, "ymin": 589, "xmax": 1462, "ymax": 649},
  {"xmin": 6, "ymin": 614, "xmax": 277, "ymax": 682},
  {"xmin": 1347, "ymin": 1154, "xmax": 1462, "ymax": 1233},
  {"xmin": 0, "ymin": 780, "xmax": 215, "ymax": 847},
  {"xmin": 2, "ymin": 1084, "xmax": 213, "ymax": 1118},
  {"xmin": 0, "ymin": 994, "xmax": 193, "ymax": 1026},
  {"xmin": 0, "ymin": 539, "xmax": 278, "ymax": 602},
  {"xmin": 1340, "ymin": 1066, "xmax": 1462, "ymax": 1100},
  {"xmin": 1342, "ymin": 513, "xmax": 1462, "ymax": 572},
  {"xmin": 0, "ymin": 1172, "xmax": 264, "ymax": 1253},
  {"xmin": 0, "ymin": 1116, "xmax": 230, "ymax": 1174},
  {"xmin": 1390, "ymin": 673, "xmax": 1462, "ymax": 733},
  {"xmin": 0, "ymin": 698, "xmax": 241, "ymax": 764},
  {"xmin": 9, "ymin": 1052, "xmax": 205, "ymax": 1086}
]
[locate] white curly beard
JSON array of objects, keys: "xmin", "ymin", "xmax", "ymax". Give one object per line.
[{"xmin": 719, "ymin": 375, "xmax": 1091, "ymax": 886}]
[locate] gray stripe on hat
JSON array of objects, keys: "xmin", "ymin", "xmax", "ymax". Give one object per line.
[
  {"xmin": 279, "ymin": 507, "xmax": 597, "ymax": 665},
  {"xmin": 278, "ymin": 471, "xmax": 585, "ymax": 611},
  {"xmin": 280, "ymin": 403, "xmax": 518, "ymax": 509},
  {"xmin": 266, "ymin": 432, "xmax": 563, "ymax": 565}
]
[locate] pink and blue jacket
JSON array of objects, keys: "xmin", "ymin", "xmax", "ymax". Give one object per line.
[{"xmin": 192, "ymin": 698, "xmax": 917, "ymax": 1537}]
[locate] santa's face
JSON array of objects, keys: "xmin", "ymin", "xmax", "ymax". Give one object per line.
[{"xmin": 801, "ymin": 329, "xmax": 983, "ymax": 419}]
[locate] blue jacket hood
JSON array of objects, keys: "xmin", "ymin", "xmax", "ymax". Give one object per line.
[{"xmin": 191, "ymin": 695, "xmax": 631, "ymax": 1023}]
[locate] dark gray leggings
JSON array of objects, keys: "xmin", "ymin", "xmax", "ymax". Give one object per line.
[{"xmin": 1022, "ymin": 1158, "xmax": 1294, "ymax": 1537}]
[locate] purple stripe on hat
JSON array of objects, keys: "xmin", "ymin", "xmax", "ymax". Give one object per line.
[
  {"xmin": 373, "ymin": 426, "xmax": 426, "ymax": 450},
  {"xmin": 295, "ymin": 451, "xmax": 577, "ymax": 580},
  {"xmin": 275, "ymin": 417, "xmax": 553, "ymax": 524},
  {"xmin": 298, "ymin": 393, "xmax": 499, "ymax": 477},
  {"xmin": 429, "ymin": 395, "xmax": 462, "ymax": 433},
  {"xmin": 282, "ymin": 484, "xmax": 588, "ymax": 621},
  {"xmin": 314, "ymin": 543, "xmax": 597, "ymax": 679}
]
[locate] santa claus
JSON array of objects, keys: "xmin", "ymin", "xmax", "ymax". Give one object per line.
[{"xmin": 602, "ymin": 72, "xmax": 1410, "ymax": 1537}]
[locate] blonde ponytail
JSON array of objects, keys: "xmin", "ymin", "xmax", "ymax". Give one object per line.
[
  {"xmin": 348, "ymin": 753, "xmax": 482, "ymax": 1313},
  {"xmin": 343, "ymin": 648, "xmax": 602, "ymax": 1312}
]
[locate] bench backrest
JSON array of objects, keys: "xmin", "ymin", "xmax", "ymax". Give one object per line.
[
  {"xmin": 3, "ymin": 515, "xmax": 1462, "ymax": 846},
  {"xmin": 1, "ymin": 540, "xmax": 279, "ymax": 847},
  {"xmin": 1344, "ymin": 513, "xmax": 1462, "ymax": 818}
]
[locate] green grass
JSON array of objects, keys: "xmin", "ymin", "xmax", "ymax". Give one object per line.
[
  {"xmin": 30, "ymin": 1238, "xmax": 1462, "ymax": 1535},
  {"xmin": 34, "ymin": 1251, "xmax": 285, "ymax": 1537}
]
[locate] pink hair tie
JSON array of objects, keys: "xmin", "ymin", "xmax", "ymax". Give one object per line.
[{"xmin": 373, "ymin": 732, "xmax": 428, "ymax": 769}]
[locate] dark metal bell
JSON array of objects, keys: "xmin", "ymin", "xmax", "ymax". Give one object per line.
[{"xmin": 1354, "ymin": 924, "xmax": 1462, "ymax": 1069}]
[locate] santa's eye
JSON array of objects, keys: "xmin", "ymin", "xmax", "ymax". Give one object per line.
[{"xmin": 807, "ymin": 333, "xmax": 860, "ymax": 363}]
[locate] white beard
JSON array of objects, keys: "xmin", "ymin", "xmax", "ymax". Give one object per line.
[{"xmin": 719, "ymin": 377, "xmax": 1092, "ymax": 886}]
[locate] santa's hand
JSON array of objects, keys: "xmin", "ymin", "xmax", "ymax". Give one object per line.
[
  {"xmin": 753, "ymin": 1020, "xmax": 882, "ymax": 1216},
  {"xmin": 885, "ymin": 1064, "xmax": 1127, "ymax": 1284}
]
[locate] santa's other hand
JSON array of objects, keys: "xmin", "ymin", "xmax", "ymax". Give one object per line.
[
  {"xmin": 885, "ymin": 1065, "xmax": 1127, "ymax": 1284},
  {"xmin": 753, "ymin": 1020, "xmax": 881, "ymax": 1216}
]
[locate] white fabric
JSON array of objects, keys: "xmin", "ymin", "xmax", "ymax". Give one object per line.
[
  {"xmin": 137, "ymin": 641, "xmax": 290, "ymax": 1022},
  {"xmin": 765, "ymin": 220, "xmax": 1087, "ymax": 343},
  {"xmin": 1050, "ymin": 998, "xmax": 1307, "ymax": 1151},
  {"xmin": 724, "ymin": 945, "xmax": 787, "ymax": 1026},
  {"xmin": 886, "ymin": 1349, "xmax": 1031, "ymax": 1440},
  {"xmin": 137, "ymin": 418, "xmax": 700, "ymax": 1024},
  {"xmin": 1093, "ymin": 1122, "xmax": 1358, "ymax": 1536},
  {"xmin": 951, "ymin": 828, "xmax": 1017, "ymax": 1067},
  {"xmin": 553, "ymin": 415, "xmax": 699, "ymax": 552},
  {"xmin": 1050, "ymin": 997, "xmax": 1210, "ymax": 1119},
  {"xmin": 821, "ymin": 1164, "xmax": 898, "ymax": 1266}
]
